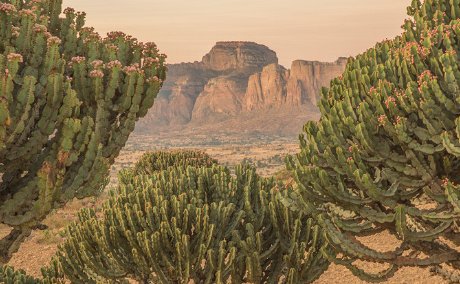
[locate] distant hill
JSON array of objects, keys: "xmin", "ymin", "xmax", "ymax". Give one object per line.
[{"xmin": 136, "ymin": 41, "xmax": 347, "ymax": 137}]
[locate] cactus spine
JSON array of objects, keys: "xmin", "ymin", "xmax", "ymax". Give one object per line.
[{"xmin": 0, "ymin": 0, "xmax": 166, "ymax": 262}]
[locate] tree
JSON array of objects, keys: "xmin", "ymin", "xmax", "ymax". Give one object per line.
[
  {"xmin": 288, "ymin": 0, "xmax": 460, "ymax": 281},
  {"xmin": 0, "ymin": 0, "xmax": 166, "ymax": 262}
]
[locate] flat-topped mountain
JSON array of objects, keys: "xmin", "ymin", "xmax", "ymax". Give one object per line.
[
  {"xmin": 202, "ymin": 41, "xmax": 278, "ymax": 72},
  {"xmin": 137, "ymin": 42, "xmax": 347, "ymax": 136}
]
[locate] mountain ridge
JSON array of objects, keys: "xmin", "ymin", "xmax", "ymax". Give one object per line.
[{"xmin": 136, "ymin": 41, "xmax": 347, "ymax": 136}]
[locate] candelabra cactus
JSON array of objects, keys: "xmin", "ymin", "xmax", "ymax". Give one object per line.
[
  {"xmin": 54, "ymin": 155, "xmax": 329, "ymax": 283},
  {"xmin": 118, "ymin": 150, "xmax": 218, "ymax": 185},
  {"xmin": 0, "ymin": 266, "xmax": 40, "ymax": 284},
  {"xmin": 0, "ymin": 261, "xmax": 62, "ymax": 284},
  {"xmin": 288, "ymin": 0, "xmax": 460, "ymax": 281},
  {"xmin": 0, "ymin": 0, "xmax": 166, "ymax": 262}
]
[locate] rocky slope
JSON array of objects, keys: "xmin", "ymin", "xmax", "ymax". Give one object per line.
[{"xmin": 137, "ymin": 41, "xmax": 347, "ymax": 136}]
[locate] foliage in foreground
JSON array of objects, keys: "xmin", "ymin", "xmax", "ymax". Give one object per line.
[
  {"xmin": 57, "ymin": 159, "xmax": 330, "ymax": 283},
  {"xmin": 288, "ymin": 0, "xmax": 460, "ymax": 282},
  {"xmin": 0, "ymin": 0, "xmax": 166, "ymax": 262},
  {"xmin": 0, "ymin": 262, "xmax": 62, "ymax": 284}
]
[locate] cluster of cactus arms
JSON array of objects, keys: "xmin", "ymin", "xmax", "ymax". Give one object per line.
[
  {"xmin": 0, "ymin": 0, "xmax": 166, "ymax": 262},
  {"xmin": 0, "ymin": 266, "xmax": 41, "ymax": 284},
  {"xmin": 53, "ymin": 151, "xmax": 330, "ymax": 283},
  {"xmin": 287, "ymin": 0, "xmax": 460, "ymax": 281},
  {"xmin": 118, "ymin": 150, "xmax": 218, "ymax": 185},
  {"xmin": 0, "ymin": 262, "xmax": 62, "ymax": 284}
]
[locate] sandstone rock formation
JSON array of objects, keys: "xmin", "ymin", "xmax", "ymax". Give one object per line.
[
  {"xmin": 138, "ymin": 42, "xmax": 277, "ymax": 128},
  {"xmin": 244, "ymin": 63, "xmax": 290, "ymax": 111},
  {"xmin": 192, "ymin": 75, "xmax": 247, "ymax": 122},
  {"xmin": 202, "ymin": 41, "xmax": 278, "ymax": 72},
  {"xmin": 137, "ymin": 41, "xmax": 347, "ymax": 136},
  {"xmin": 288, "ymin": 58, "xmax": 348, "ymax": 105},
  {"xmin": 243, "ymin": 58, "xmax": 348, "ymax": 110}
]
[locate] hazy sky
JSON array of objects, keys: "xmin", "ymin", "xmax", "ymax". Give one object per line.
[{"xmin": 65, "ymin": 0, "xmax": 412, "ymax": 67}]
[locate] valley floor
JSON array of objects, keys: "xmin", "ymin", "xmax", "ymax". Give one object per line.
[{"xmin": 3, "ymin": 134, "xmax": 448, "ymax": 283}]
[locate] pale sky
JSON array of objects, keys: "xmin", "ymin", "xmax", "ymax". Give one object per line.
[{"xmin": 65, "ymin": 0, "xmax": 411, "ymax": 67}]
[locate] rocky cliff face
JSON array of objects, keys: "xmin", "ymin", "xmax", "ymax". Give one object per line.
[
  {"xmin": 288, "ymin": 58, "xmax": 348, "ymax": 105},
  {"xmin": 243, "ymin": 58, "xmax": 348, "ymax": 110},
  {"xmin": 202, "ymin": 41, "xmax": 278, "ymax": 72},
  {"xmin": 192, "ymin": 75, "xmax": 248, "ymax": 122},
  {"xmin": 137, "ymin": 42, "xmax": 347, "ymax": 136},
  {"xmin": 244, "ymin": 63, "xmax": 290, "ymax": 111}
]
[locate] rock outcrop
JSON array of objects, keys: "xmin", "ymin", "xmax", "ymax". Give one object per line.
[
  {"xmin": 243, "ymin": 58, "xmax": 348, "ymax": 110},
  {"xmin": 202, "ymin": 41, "xmax": 278, "ymax": 72},
  {"xmin": 138, "ymin": 42, "xmax": 276, "ymax": 128},
  {"xmin": 137, "ymin": 41, "xmax": 347, "ymax": 136},
  {"xmin": 244, "ymin": 63, "xmax": 290, "ymax": 111},
  {"xmin": 192, "ymin": 75, "xmax": 247, "ymax": 122},
  {"xmin": 288, "ymin": 58, "xmax": 348, "ymax": 105},
  {"xmin": 139, "ymin": 62, "xmax": 220, "ymax": 126}
]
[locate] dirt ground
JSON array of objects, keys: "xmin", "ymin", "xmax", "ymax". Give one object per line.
[{"xmin": 4, "ymin": 136, "xmax": 451, "ymax": 283}]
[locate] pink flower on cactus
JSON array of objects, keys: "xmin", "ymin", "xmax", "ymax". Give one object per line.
[
  {"xmin": 29, "ymin": 0, "xmax": 44, "ymax": 5},
  {"xmin": 378, "ymin": 114, "xmax": 387, "ymax": 126},
  {"xmin": 144, "ymin": 42, "xmax": 158, "ymax": 49},
  {"xmin": 11, "ymin": 26, "xmax": 20, "ymax": 37},
  {"xmin": 19, "ymin": 9, "xmax": 36, "ymax": 19},
  {"xmin": 81, "ymin": 27, "xmax": 96, "ymax": 34},
  {"xmin": 47, "ymin": 36, "xmax": 61, "ymax": 46},
  {"xmin": 7, "ymin": 53, "xmax": 23, "ymax": 63},
  {"xmin": 106, "ymin": 44, "xmax": 119, "ymax": 52},
  {"xmin": 418, "ymin": 70, "xmax": 434, "ymax": 81},
  {"xmin": 33, "ymin": 24, "xmax": 47, "ymax": 33},
  {"xmin": 395, "ymin": 116, "xmax": 402, "ymax": 125},
  {"xmin": 399, "ymin": 41, "xmax": 429, "ymax": 63},
  {"xmin": 417, "ymin": 70, "xmax": 436, "ymax": 93},
  {"xmin": 63, "ymin": 7, "xmax": 75, "ymax": 14},
  {"xmin": 445, "ymin": 49, "xmax": 457, "ymax": 56},
  {"xmin": 347, "ymin": 157, "xmax": 354, "ymax": 163},
  {"xmin": 143, "ymin": 57, "xmax": 159, "ymax": 67},
  {"xmin": 90, "ymin": 60, "xmax": 104, "ymax": 69},
  {"xmin": 147, "ymin": 76, "xmax": 160, "ymax": 83},
  {"xmin": 123, "ymin": 64, "xmax": 140, "ymax": 74},
  {"xmin": 348, "ymin": 146, "xmax": 354, "ymax": 153},
  {"xmin": 106, "ymin": 60, "xmax": 122, "ymax": 69},
  {"xmin": 384, "ymin": 96, "xmax": 396, "ymax": 108},
  {"xmin": 0, "ymin": 4, "xmax": 16, "ymax": 14},
  {"xmin": 89, "ymin": 70, "xmax": 104, "ymax": 78},
  {"xmin": 71, "ymin": 56, "xmax": 86, "ymax": 64},
  {"xmin": 106, "ymin": 31, "xmax": 126, "ymax": 40},
  {"xmin": 442, "ymin": 178, "xmax": 449, "ymax": 187},
  {"xmin": 369, "ymin": 86, "xmax": 378, "ymax": 96},
  {"xmin": 395, "ymin": 89, "xmax": 406, "ymax": 98}
]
